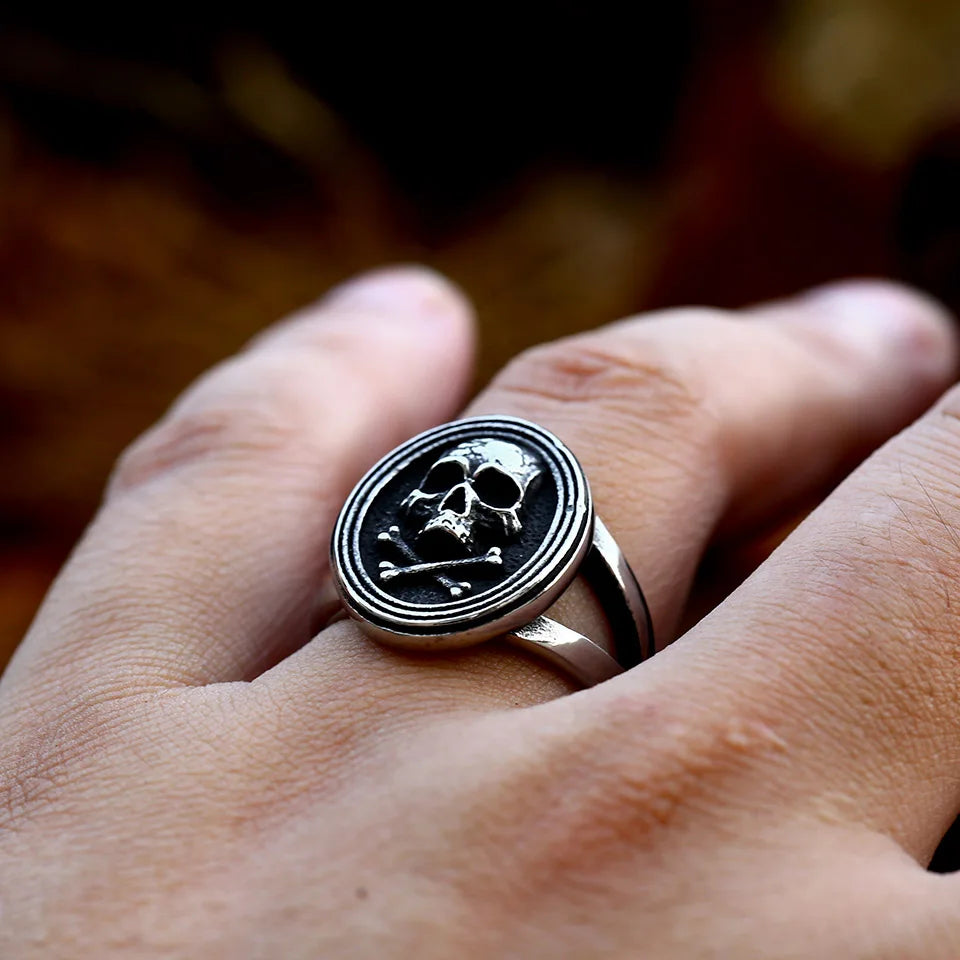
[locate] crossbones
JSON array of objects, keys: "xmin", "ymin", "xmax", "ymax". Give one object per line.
[{"xmin": 377, "ymin": 526, "xmax": 502, "ymax": 598}]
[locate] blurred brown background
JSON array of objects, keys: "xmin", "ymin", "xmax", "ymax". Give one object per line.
[{"xmin": 4, "ymin": 0, "xmax": 960, "ymax": 667}]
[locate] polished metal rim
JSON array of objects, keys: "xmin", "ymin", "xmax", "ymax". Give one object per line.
[
  {"xmin": 333, "ymin": 417, "xmax": 591, "ymax": 646},
  {"xmin": 331, "ymin": 415, "xmax": 653, "ymax": 684}
]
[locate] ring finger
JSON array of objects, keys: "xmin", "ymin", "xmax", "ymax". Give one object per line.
[{"xmin": 276, "ymin": 280, "xmax": 956, "ymax": 706}]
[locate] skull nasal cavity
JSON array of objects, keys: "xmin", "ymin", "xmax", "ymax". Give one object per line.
[{"xmin": 441, "ymin": 485, "xmax": 468, "ymax": 514}]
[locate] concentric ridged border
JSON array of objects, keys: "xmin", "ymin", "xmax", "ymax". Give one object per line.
[{"xmin": 331, "ymin": 416, "xmax": 592, "ymax": 647}]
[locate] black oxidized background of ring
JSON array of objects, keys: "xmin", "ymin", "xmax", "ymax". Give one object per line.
[{"xmin": 357, "ymin": 443, "xmax": 560, "ymax": 608}]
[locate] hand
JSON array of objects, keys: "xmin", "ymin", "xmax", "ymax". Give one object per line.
[{"xmin": 3, "ymin": 267, "xmax": 960, "ymax": 959}]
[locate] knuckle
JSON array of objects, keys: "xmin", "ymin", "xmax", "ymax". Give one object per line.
[
  {"xmin": 853, "ymin": 486, "xmax": 960, "ymax": 664},
  {"xmin": 867, "ymin": 406, "xmax": 960, "ymax": 598},
  {"xmin": 501, "ymin": 334, "xmax": 697, "ymax": 415},
  {"xmin": 589, "ymin": 695, "xmax": 775, "ymax": 824},
  {"xmin": 0, "ymin": 684, "xmax": 171, "ymax": 836},
  {"xmin": 523, "ymin": 692, "xmax": 782, "ymax": 863},
  {"xmin": 110, "ymin": 353, "xmax": 319, "ymax": 493},
  {"xmin": 0, "ymin": 699, "xmax": 117, "ymax": 832},
  {"xmin": 0, "ymin": 733, "xmax": 66, "ymax": 832},
  {"xmin": 494, "ymin": 315, "xmax": 726, "ymax": 447}
]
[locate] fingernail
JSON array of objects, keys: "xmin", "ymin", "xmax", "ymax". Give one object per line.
[
  {"xmin": 324, "ymin": 265, "xmax": 472, "ymax": 324},
  {"xmin": 804, "ymin": 279, "xmax": 958, "ymax": 379}
]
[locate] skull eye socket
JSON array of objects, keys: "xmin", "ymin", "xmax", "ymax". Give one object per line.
[
  {"xmin": 472, "ymin": 466, "xmax": 522, "ymax": 509},
  {"xmin": 421, "ymin": 459, "xmax": 466, "ymax": 494}
]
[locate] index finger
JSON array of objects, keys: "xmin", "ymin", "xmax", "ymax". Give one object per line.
[
  {"xmin": 608, "ymin": 303, "xmax": 960, "ymax": 864},
  {"xmin": 0, "ymin": 267, "xmax": 475, "ymax": 711}
]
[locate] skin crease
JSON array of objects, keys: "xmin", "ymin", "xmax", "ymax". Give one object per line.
[{"xmin": 6, "ymin": 267, "xmax": 960, "ymax": 958}]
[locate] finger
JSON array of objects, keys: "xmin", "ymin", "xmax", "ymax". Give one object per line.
[
  {"xmin": 274, "ymin": 281, "xmax": 957, "ymax": 708},
  {"xmin": 2, "ymin": 267, "xmax": 475, "ymax": 707},
  {"xmin": 470, "ymin": 280, "xmax": 958, "ymax": 641},
  {"xmin": 616, "ymin": 349, "xmax": 960, "ymax": 864}
]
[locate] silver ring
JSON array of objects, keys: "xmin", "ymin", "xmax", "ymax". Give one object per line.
[{"xmin": 330, "ymin": 416, "xmax": 654, "ymax": 687}]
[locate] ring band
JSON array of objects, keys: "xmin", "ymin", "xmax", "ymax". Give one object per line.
[{"xmin": 331, "ymin": 416, "xmax": 654, "ymax": 686}]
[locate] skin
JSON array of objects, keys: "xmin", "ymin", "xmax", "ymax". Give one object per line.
[{"xmin": 3, "ymin": 266, "xmax": 960, "ymax": 958}]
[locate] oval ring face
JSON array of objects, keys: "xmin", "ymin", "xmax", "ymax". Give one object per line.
[{"xmin": 332, "ymin": 416, "xmax": 593, "ymax": 649}]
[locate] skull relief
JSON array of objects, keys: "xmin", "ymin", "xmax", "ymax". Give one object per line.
[{"xmin": 402, "ymin": 439, "xmax": 542, "ymax": 556}]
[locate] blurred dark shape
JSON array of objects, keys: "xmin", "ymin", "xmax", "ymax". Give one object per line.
[
  {"xmin": 0, "ymin": 4, "xmax": 695, "ymax": 220},
  {"xmin": 929, "ymin": 816, "xmax": 960, "ymax": 874},
  {"xmin": 898, "ymin": 123, "xmax": 960, "ymax": 315}
]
